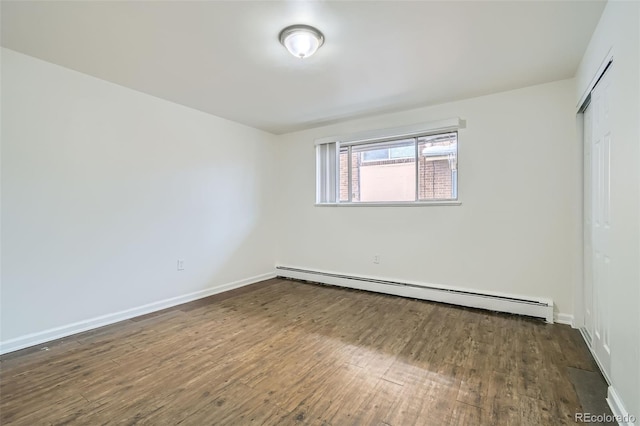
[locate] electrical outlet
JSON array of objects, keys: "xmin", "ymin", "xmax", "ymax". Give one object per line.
[
  {"xmin": 373, "ymin": 255, "xmax": 380, "ymax": 264},
  {"xmin": 177, "ymin": 259, "xmax": 185, "ymax": 271}
]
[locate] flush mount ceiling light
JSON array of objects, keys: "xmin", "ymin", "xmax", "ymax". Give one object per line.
[{"xmin": 279, "ymin": 24, "xmax": 324, "ymax": 59}]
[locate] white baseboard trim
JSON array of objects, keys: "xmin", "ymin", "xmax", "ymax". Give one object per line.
[
  {"xmin": 276, "ymin": 266, "xmax": 554, "ymax": 323},
  {"xmin": 0, "ymin": 271, "xmax": 276, "ymax": 355},
  {"xmin": 607, "ymin": 386, "xmax": 637, "ymax": 426},
  {"xmin": 554, "ymin": 313, "xmax": 574, "ymax": 326}
]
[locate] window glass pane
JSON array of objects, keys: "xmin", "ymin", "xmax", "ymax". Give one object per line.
[
  {"xmin": 339, "ymin": 147, "xmax": 349, "ymax": 202},
  {"xmin": 362, "ymin": 149, "xmax": 389, "ymax": 162},
  {"xmin": 351, "ymin": 138, "xmax": 416, "ymax": 202},
  {"xmin": 418, "ymin": 132, "xmax": 457, "ymax": 200},
  {"xmin": 390, "ymin": 145, "xmax": 414, "ymax": 159}
]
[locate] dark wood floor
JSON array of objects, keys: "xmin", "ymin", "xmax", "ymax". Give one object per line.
[{"xmin": 1, "ymin": 278, "xmax": 599, "ymax": 425}]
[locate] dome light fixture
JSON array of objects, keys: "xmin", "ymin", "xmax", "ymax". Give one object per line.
[{"xmin": 279, "ymin": 24, "xmax": 324, "ymax": 59}]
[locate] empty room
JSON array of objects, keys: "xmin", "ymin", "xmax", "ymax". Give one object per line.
[{"xmin": 1, "ymin": 0, "xmax": 639, "ymax": 425}]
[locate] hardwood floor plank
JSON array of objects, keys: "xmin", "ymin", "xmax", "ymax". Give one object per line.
[
  {"xmin": 351, "ymin": 377, "xmax": 403, "ymax": 425},
  {"xmin": 457, "ymin": 367, "xmax": 491, "ymax": 408},
  {"xmin": 450, "ymin": 401, "xmax": 484, "ymax": 426},
  {"xmin": 482, "ymin": 369, "xmax": 521, "ymax": 425}
]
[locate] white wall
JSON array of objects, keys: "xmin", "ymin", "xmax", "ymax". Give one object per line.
[
  {"xmin": 576, "ymin": 1, "xmax": 640, "ymax": 420},
  {"xmin": 276, "ymin": 79, "xmax": 580, "ymax": 317},
  {"xmin": 0, "ymin": 48, "xmax": 277, "ymax": 348}
]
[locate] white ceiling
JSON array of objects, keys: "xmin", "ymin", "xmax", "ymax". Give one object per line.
[{"xmin": 1, "ymin": 1, "xmax": 605, "ymax": 134}]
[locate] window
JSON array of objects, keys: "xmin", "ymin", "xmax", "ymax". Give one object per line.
[{"xmin": 317, "ymin": 119, "xmax": 463, "ymax": 205}]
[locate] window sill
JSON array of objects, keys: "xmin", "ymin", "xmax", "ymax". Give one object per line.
[{"xmin": 315, "ymin": 201, "xmax": 462, "ymax": 207}]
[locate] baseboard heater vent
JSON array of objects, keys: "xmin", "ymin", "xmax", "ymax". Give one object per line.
[{"xmin": 276, "ymin": 266, "xmax": 554, "ymax": 323}]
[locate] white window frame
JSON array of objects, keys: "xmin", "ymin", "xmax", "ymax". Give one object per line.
[{"xmin": 315, "ymin": 118, "xmax": 465, "ymax": 206}]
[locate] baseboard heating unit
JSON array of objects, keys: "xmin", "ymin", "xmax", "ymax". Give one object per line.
[{"xmin": 276, "ymin": 266, "xmax": 554, "ymax": 323}]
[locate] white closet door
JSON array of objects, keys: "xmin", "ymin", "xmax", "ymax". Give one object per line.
[{"xmin": 589, "ymin": 66, "xmax": 613, "ymax": 378}]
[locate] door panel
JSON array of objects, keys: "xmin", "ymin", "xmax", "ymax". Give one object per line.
[{"xmin": 585, "ymin": 65, "xmax": 612, "ymax": 379}]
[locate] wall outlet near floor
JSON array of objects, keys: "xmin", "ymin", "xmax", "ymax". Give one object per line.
[
  {"xmin": 373, "ymin": 255, "xmax": 380, "ymax": 264},
  {"xmin": 177, "ymin": 259, "xmax": 185, "ymax": 271}
]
